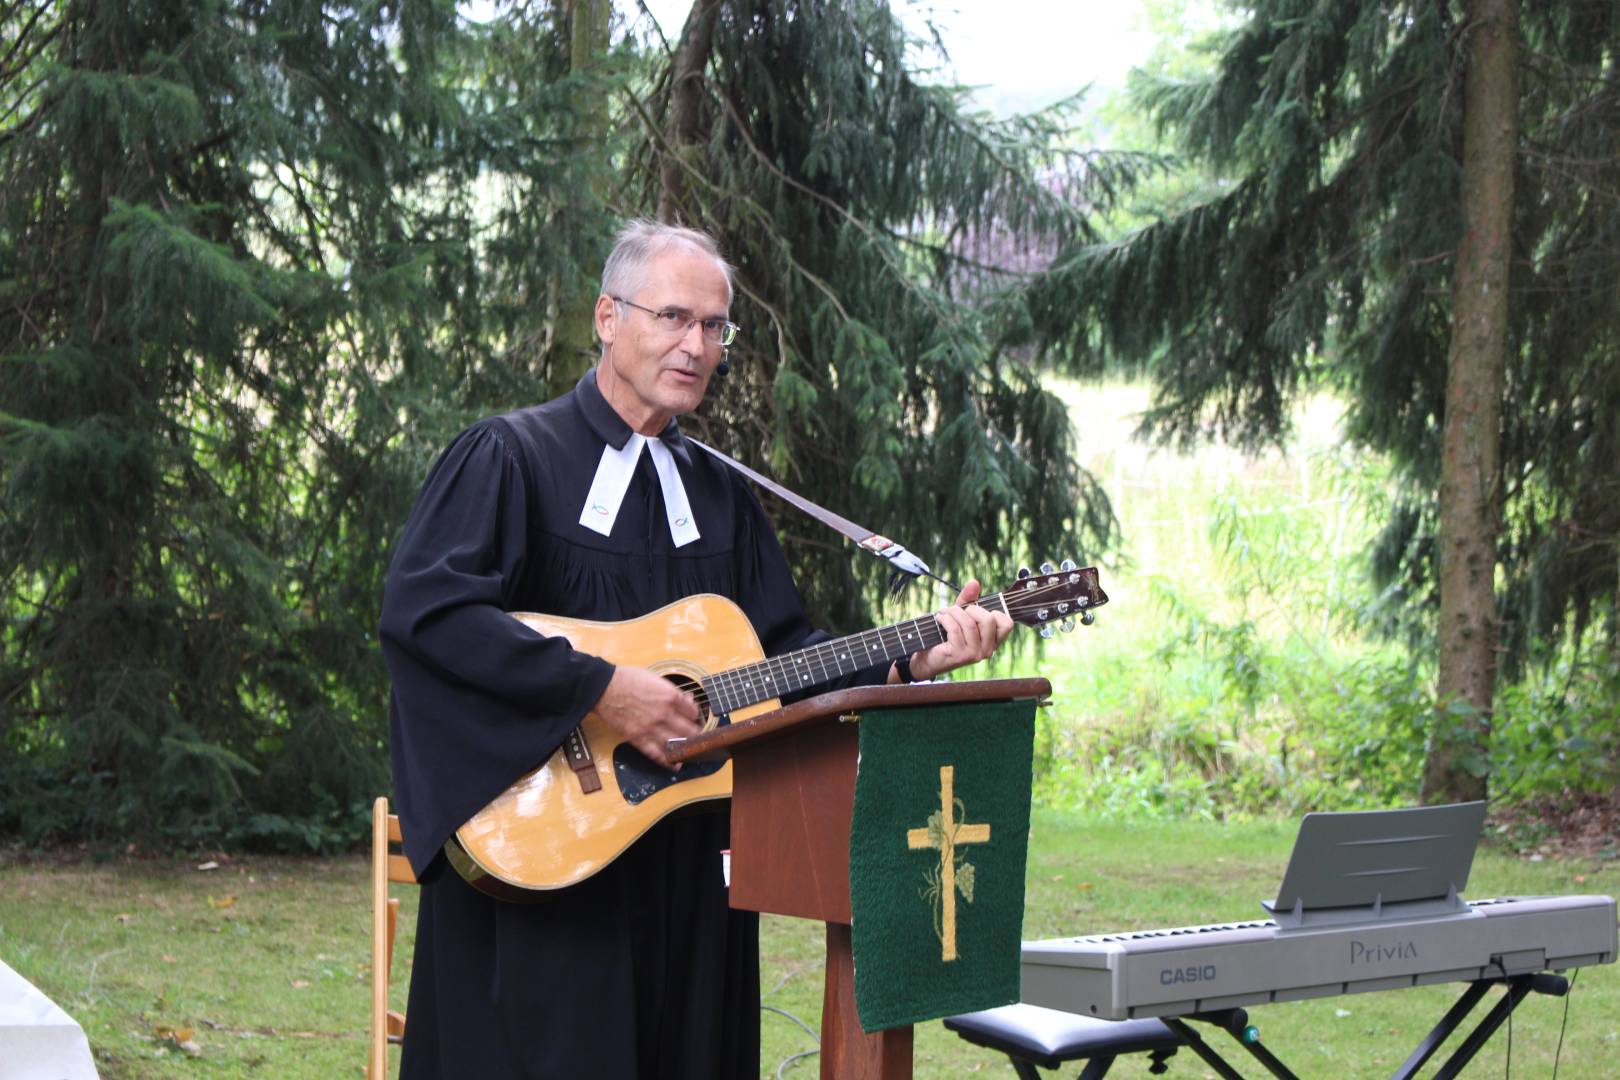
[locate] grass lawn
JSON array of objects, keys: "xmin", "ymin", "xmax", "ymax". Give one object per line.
[{"xmin": 3, "ymin": 811, "xmax": 1616, "ymax": 1078}]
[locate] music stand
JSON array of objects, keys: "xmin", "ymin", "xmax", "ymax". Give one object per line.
[{"xmin": 1263, "ymin": 800, "xmax": 1486, "ymax": 927}]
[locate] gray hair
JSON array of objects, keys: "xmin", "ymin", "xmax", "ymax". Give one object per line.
[{"xmin": 600, "ymin": 219, "xmax": 734, "ymax": 305}]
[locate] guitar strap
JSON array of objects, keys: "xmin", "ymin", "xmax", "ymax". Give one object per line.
[{"xmin": 686, "ymin": 437, "xmax": 952, "ymax": 596}]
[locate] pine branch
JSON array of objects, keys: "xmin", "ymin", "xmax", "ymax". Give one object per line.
[
  {"xmin": 620, "ymin": 80, "xmax": 856, "ymax": 325},
  {"xmin": 0, "ymin": 0, "xmax": 57, "ymax": 81}
]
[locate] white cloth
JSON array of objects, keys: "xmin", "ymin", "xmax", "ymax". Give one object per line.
[
  {"xmin": 0, "ymin": 958, "xmax": 99, "ymax": 1079},
  {"xmin": 578, "ymin": 434, "xmax": 700, "ymax": 547}
]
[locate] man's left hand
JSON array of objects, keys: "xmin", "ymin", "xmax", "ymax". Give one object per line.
[{"xmin": 900, "ymin": 579, "xmax": 1014, "ymax": 682}]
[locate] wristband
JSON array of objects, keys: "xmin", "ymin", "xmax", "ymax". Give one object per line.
[{"xmin": 895, "ymin": 655, "xmax": 923, "ymax": 684}]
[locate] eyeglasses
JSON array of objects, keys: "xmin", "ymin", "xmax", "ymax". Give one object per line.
[{"xmin": 613, "ymin": 296, "xmax": 740, "ymax": 347}]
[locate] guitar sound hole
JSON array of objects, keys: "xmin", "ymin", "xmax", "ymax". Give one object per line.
[
  {"xmin": 664, "ymin": 673, "xmax": 710, "ymax": 728},
  {"xmin": 611, "ymin": 672, "xmax": 726, "ymax": 806}
]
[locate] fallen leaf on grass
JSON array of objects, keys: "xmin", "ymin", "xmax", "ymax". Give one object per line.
[
  {"xmin": 1075, "ymin": 882, "xmax": 1094, "ymax": 891},
  {"xmin": 290, "ymin": 979, "xmax": 310, "ymax": 989},
  {"xmin": 206, "ymin": 894, "xmax": 237, "ymax": 909},
  {"xmin": 196, "ymin": 861, "xmax": 219, "ymax": 871},
  {"xmin": 114, "ymin": 913, "xmax": 132, "ymax": 924},
  {"xmin": 161, "ymin": 955, "xmax": 177, "ymax": 964},
  {"xmin": 153, "ymin": 1024, "xmax": 202, "ymax": 1057}
]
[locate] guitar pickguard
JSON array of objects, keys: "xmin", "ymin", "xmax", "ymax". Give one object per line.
[{"xmin": 612, "ymin": 715, "xmax": 730, "ymax": 805}]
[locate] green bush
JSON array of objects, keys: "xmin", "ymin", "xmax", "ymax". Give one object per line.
[{"xmin": 1024, "ymin": 432, "xmax": 1617, "ymax": 822}]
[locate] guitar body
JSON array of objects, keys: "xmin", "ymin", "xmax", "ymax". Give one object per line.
[{"xmin": 449, "ymin": 595, "xmax": 780, "ymax": 896}]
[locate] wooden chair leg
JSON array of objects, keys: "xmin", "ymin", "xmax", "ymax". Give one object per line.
[
  {"xmin": 370, "ymin": 798, "xmax": 389, "ymax": 1080},
  {"xmin": 386, "ymin": 898, "xmax": 399, "ymax": 978},
  {"xmin": 385, "ymin": 896, "xmax": 403, "ymax": 1045},
  {"xmin": 370, "ymin": 797, "xmax": 416, "ymax": 1077}
]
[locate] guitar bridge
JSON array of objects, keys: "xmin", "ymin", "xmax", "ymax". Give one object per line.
[{"xmin": 564, "ymin": 727, "xmax": 602, "ymax": 794}]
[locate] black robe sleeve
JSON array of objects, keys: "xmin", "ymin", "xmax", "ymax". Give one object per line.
[{"xmin": 380, "ymin": 425, "xmax": 615, "ymax": 874}]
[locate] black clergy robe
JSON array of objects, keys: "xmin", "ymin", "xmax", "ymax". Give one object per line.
[{"xmin": 379, "ymin": 369, "xmax": 886, "ymax": 1079}]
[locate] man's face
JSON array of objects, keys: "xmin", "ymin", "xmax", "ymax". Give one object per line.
[{"xmin": 594, "ymin": 247, "xmax": 731, "ymax": 435}]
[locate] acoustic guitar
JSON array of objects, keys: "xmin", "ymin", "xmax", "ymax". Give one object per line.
[{"xmin": 445, "ymin": 563, "xmax": 1107, "ymax": 898}]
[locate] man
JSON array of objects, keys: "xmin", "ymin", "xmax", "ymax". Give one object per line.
[{"xmin": 380, "ymin": 220, "xmax": 1012, "ymax": 1078}]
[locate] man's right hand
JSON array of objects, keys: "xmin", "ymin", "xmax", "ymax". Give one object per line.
[{"xmin": 594, "ymin": 665, "xmax": 703, "ymax": 769}]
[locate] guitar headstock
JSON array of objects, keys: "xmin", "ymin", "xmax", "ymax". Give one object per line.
[{"xmin": 994, "ymin": 561, "xmax": 1109, "ymax": 638}]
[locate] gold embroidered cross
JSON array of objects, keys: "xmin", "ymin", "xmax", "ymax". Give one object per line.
[{"xmin": 907, "ymin": 764, "xmax": 991, "ymax": 962}]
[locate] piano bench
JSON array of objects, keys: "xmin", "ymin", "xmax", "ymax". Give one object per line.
[{"xmin": 944, "ymin": 1003, "xmax": 1187, "ymax": 1079}]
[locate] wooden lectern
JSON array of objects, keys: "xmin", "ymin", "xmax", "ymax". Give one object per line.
[{"xmin": 667, "ymin": 677, "xmax": 1050, "ymax": 1080}]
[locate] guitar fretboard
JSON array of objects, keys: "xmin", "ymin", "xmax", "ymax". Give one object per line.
[{"xmin": 698, "ymin": 594, "xmax": 1011, "ymax": 717}]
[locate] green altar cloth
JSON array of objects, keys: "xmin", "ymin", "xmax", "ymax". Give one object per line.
[{"xmin": 847, "ymin": 699, "xmax": 1036, "ymax": 1032}]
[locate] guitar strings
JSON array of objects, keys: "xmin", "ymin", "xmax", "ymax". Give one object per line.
[
  {"xmin": 696, "ymin": 612, "xmax": 945, "ymax": 714},
  {"xmin": 684, "ymin": 576, "xmax": 1092, "ymax": 717},
  {"xmin": 698, "ymin": 576, "xmax": 1088, "ymax": 711}
]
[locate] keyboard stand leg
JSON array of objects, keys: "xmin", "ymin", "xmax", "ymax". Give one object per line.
[
  {"xmin": 1185, "ymin": 1009, "xmax": 1302, "ymax": 1080},
  {"xmin": 1428, "ymin": 974, "xmax": 1568, "ymax": 1080},
  {"xmin": 1159, "ymin": 1017, "xmax": 1251, "ymax": 1080},
  {"xmin": 1219, "ymin": 1025, "xmax": 1299, "ymax": 1080},
  {"xmin": 1390, "ymin": 974, "xmax": 1569, "ymax": 1080},
  {"xmin": 1388, "ymin": 978, "xmax": 1494, "ymax": 1080}
]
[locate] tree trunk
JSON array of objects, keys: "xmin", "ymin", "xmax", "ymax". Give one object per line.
[
  {"xmin": 1424, "ymin": 0, "xmax": 1519, "ymax": 805},
  {"xmin": 569, "ymin": 0, "xmax": 609, "ymax": 69},
  {"xmin": 658, "ymin": 0, "xmax": 722, "ymax": 223},
  {"xmin": 550, "ymin": 0, "xmax": 613, "ymax": 391}
]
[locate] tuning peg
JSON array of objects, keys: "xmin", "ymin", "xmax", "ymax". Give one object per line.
[
  {"xmin": 1060, "ymin": 559, "xmax": 1077, "ymax": 572},
  {"xmin": 1039, "ymin": 625, "xmax": 1055, "ymax": 639},
  {"xmin": 1039, "ymin": 561, "xmax": 1056, "ymax": 575},
  {"xmin": 1060, "ymin": 618, "xmax": 1075, "ymax": 633},
  {"xmin": 1017, "ymin": 566, "xmax": 1031, "ymax": 579},
  {"xmin": 1081, "ymin": 610, "xmax": 1096, "ymax": 626}
]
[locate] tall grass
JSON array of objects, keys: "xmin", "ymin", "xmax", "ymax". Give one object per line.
[{"xmin": 974, "ymin": 379, "xmax": 1615, "ymax": 820}]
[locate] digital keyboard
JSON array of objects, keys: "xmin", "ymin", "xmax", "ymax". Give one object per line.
[{"xmin": 1022, "ymin": 894, "xmax": 1617, "ymax": 1021}]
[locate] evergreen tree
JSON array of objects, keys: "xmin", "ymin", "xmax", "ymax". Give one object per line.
[
  {"xmin": 1028, "ymin": 0, "xmax": 1620, "ymax": 798},
  {"xmin": 0, "ymin": 0, "xmax": 616, "ymax": 844},
  {"xmin": 0, "ymin": 0, "xmax": 1160, "ymax": 843},
  {"xmin": 626, "ymin": 0, "xmax": 1153, "ymax": 630}
]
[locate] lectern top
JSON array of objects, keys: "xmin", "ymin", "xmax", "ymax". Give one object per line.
[{"xmin": 665, "ymin": 677, "xmax": 1051, "ymax": 764}]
